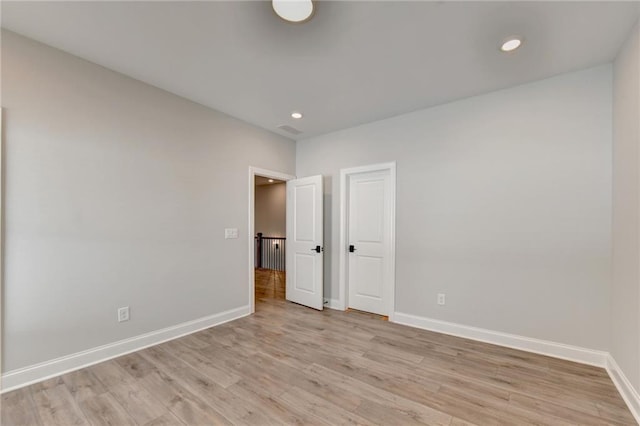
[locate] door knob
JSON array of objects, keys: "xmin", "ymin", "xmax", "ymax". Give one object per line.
[
  {"xmin": 349, "ymin": 245, "xmax": 356, "ymax": 253},
  {"xmin": 311, "ymin": 245, "xmax": 322, "ymax": 253}
]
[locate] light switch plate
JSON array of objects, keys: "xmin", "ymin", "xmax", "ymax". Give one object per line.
[{"xmin": 225, "ymin": 228, "xmax": 239, "ymax": 239}]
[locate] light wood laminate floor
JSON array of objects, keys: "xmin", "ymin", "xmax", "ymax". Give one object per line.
[
  {"xmin": 2, "ymin": 272, "xmax": 635, "ymax": 425},
  {"xmin": 255, "ymin": 268, "xmax": 285, "ymax": 302}
]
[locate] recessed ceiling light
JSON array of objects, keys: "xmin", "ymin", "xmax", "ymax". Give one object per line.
[
  {"xmin": 500, "ymin": 37, "xmax": 523, "ymax": 52},
  {"xmin": 268, "ymin": 179, "xmax": 274, "ymax": 183},
  {"xmin": 291, "ymin": 111, "xmax": 303, "ymax": 119},
  {"xmin": 272, "ymin": 0, "xmax": 314, "ymax": 23}
]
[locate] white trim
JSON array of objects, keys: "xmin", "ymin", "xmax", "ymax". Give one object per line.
[
  {"xmin": 393, "ymin": 312, "xmax": 608, "ymax": 367},
  {"xmin": 606, "ymin": 354, "xmax": 640, "ymax": 424},
  {"xmin": 1, "ymin": 305, "xmax": 251, "ymax": 393},
  {"xmin": 1, "ymin": 108, "xmax": 4, "ymax": 389},
  {"xmin": 248, "ymin": 167, "xmax": 296, "ymax": 313},
  {"xmin": 324, "ymin": 298, "xmax": 342, "ymax": 310},
  {"xmin": 339, "ymin": 162, "xmax": 396, "ymax": 318}
]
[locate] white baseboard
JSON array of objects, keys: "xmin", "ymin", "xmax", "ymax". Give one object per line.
[
  {"xmin": 606, "ymin": 354, "xmax": 640, "ymax": 424},
  {"xmin": 1, "ymin": 305, "xmax": 251, "ymax": 393},
  {"xmin": 324, "ymin": 298, "xmax": 343, "ymax": 310},
  {"xmin": 393, "ymin": 312, "xmax": 608, "ymax": 367},
  {"xmin": 394, "ymin": 312, "xmax": 640, "ymax": 422}
]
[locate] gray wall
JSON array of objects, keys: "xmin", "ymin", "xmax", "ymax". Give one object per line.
[
  {"xmin": 297, "ymin": 65, "xmax": 613, "ymax": 350},
  {"xmin": 612, "ymin": 22, "xmax": 640, "ymax": 392},
  {"xmin": 1, "ymin": 31, "xmax": 295, "ymax": 372},
  {"xmin": 255, "ymin": 183, "xmax": 286, "ymax": 237}
]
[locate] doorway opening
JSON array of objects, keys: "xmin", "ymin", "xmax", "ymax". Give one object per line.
[
  {"xmin": 248, "ymin": 167, "xmax": 296, "ymax": 313},
  {"xmin": 254, "ymin": 175, "xmax": 286, "ymax": 303}
]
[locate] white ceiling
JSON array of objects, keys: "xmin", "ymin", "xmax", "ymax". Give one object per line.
[{"xmin": 2, "ymin": 1, "xmax": 638, "ymax": 140}]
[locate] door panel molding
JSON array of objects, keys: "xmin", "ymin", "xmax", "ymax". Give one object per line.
[{"xmin": 338, "ymin": 162, "xmax": 396, "ymax": 320}]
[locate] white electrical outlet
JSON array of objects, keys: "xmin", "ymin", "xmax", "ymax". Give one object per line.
[
  {"xmin": 118, "ymin": 306, "xmax": 130, "ymax": 322},
  {"xmin": 437, "ymin": 293, "xmax": 446, "ymax": 306}
]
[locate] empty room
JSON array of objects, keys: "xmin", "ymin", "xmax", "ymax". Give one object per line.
[{"xmin": 1, "ymin": 1, "xmax": 639, "ymax": 425}]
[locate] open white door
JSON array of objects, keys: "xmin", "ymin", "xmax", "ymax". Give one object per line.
[{"xmin": 286, "ymin": 175, "xmax": 324, "ymax": 310}]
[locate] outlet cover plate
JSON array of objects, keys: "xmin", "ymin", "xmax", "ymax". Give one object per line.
[{"xmin": 118, "ymin": 306, "xmax": 130, "ymax": 322}]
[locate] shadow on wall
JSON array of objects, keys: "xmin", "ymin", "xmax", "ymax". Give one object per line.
[{"xmin": 254, "ymin": 181, "xmax": 286, "ymax": 237}]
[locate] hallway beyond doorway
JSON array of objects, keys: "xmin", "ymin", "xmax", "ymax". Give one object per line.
[{"xmin": 255, "ymin": 268, "xmax": 285, "ymax": 301}]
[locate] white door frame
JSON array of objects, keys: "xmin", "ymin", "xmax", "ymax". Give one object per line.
[
  {"xmin": 248, "ymin": 166, "xmax": 296, "ymax": 313},
  {"xmin": 338, "ymin": 162, "xmax": 396, "ymax": 320},
  {"xmin": 1, "ymin": 108, "xmax": 4, "ymax": 383}
]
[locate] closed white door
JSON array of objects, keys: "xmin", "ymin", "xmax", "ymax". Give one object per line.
[
  {"xmin": 347, "ymin": 169, "xmax": 393, "ymax": 316},
  {"xmin": 286, "ymin": 175, "xmax": 324, "ymax": 310}
]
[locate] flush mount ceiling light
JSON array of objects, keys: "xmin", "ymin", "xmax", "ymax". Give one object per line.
[
  {"xmin": 291, "ymin": 111, "xmax": 303, "ymax": 119},
  {"xmin": 272, "ymin": 0, "xmax": 314, "ymax": 23},
  {"xmin": 268, "ymin": 179, "xmax": 274, "ymax": 183},
  {"xmin": 500, "ymin": 36, "xmax": 523, "ymax": 52}
]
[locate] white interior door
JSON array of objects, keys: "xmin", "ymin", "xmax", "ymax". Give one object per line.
[
  {"xmin": 286, "ymin": 175, "xmax": 324, "ymax": 310},
  {"xmin": 348, "ymin": 169, "xmax": 393, "ymax": 316}
]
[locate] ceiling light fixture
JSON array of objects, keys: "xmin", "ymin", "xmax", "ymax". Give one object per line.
[
  {"xmin": 268, "ymin": 179, "xmax": 274, "ymax": 183},
  {"xmin": 272, "ymin": 0, "xmax": 314, "ymax": 23},
  {"xmin": 500, "ymin": 37, "xmax": 523, "ymax": 52},
  {"xmin": 291, "ymin": 111, "xmax": 303, "ymax": 119}
]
